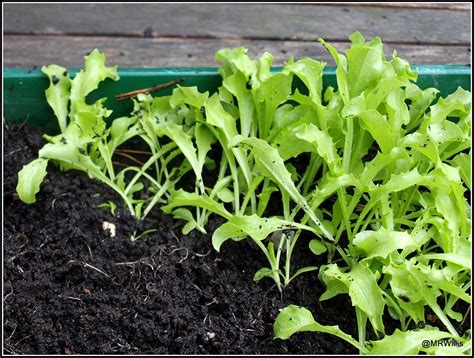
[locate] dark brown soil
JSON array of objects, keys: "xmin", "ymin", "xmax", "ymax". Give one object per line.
[{"xmin": 3, "ymin": 123, "xmax": 362, "ymax": 354}]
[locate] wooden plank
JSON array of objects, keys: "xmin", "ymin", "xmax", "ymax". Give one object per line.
[
  {"xmin": 3, "ymin": 35, "xmax": 471, "ymax": 68},
  {"xmin": 314, "ymin": 3, "xmax": 471, "ymax": 11},
  {"xmin": 3, "ymin": 4, "xmax": 470, "ymax": 44}
]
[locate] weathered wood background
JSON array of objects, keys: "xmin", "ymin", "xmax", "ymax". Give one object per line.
[{"xmin": 3, "ymin": 3, "xmax": 472, "ymax": 68}]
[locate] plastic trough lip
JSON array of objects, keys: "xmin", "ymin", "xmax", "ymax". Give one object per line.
[
  {"xmin": 3, "ymin": 65, "xmax": 472, "ymax": 132},
  {"xmin": 4, "ymin": 64, "xmax": 472, "ymax": 77}
]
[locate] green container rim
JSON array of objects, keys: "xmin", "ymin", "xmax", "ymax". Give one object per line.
[
  {"xmin": 3, "ymin": 64, "xmax": 472, "ymax": 78},
  {"xmin": 4, "ymin": 64, "xmax": 471, "ymax": 131}
]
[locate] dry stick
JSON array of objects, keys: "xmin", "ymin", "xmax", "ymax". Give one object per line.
[
  {"xmin": 83, "ymin": 263, "xmax": 111, "ymax": 278},
  {"xmin": 115, "ymin": 78, "xmax": 185, "ymax": 101},
  {"xmin": 113, "ymin": 161, "xmax": 130, "ymax": 168},
  {"xmin": 114, "ymin": 151, "xmax": 145, "ymax": 166},
  {"xmin": 461, "ymin": 305, "xmax": 471, "ymax": 326},
  {"xmin": 115, "ymin": 149, "xmax": 152, "ymax": 155}
]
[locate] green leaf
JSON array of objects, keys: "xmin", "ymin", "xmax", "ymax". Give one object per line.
[
  {"xmin": 205, "ymin": 93, "xmax": 239, "ymax": 139},
  {"xmin": 379, "ymin": 169, "xmax": 423, "ymax": 194},
  {"xmin": 368, "ymin": 328, "xmax": 467, "ymax": 355},
  {"xmin": 346, "ymin": 32, "xmax": 385, "ymax": 97},
  {"xmin": 429, "ymin": 87, "xmax": 470, "ymax": 124},
  {"xmin": 75, "ymin": 110, "xmax": 106, "ymax": 139},
  {"xmin": 404, "ymin": 83, "xmax": 439, "ymax": 130},
  {"xmin": 309, "ymin": 239, "xmax": 327, "ymax": 255},
  {"xmin": 274, "ymin": 305, "xmax": 367, "ymax": 353},
  {"xmin": 428, "ymin": 121, "xmax": 466, "ymax": 144},
  {"xmin": 215, "ymin": 47, "xmax": 257, "ymax": 80},
  {"xmin": 309, "ymin": 173, "xmax": 360, "ymax": 209},
  {"xmin": 255, "ymin": 71, "xmax": 293, "ymax": 139},
  {"xmin": 295, "ymin": 123, "xmax": 343, "ymax": 175},
  {"xmin": 253, "ymin": 267, "xmax": 274, "ymax": 282},
  {"xmin": 195, "ymin": 123, "xmax": 216, "ymax": 176},
  {"xmin": 353, "ymin": 229, "xmax": 418, "ymax": 260},
  {"xmin": 358, "ymin": 109, "xmax": 397, "ymax": 154},
  {"xmin": 16, "ymin": 158, "xmax": 49, "ymax": 204},
  {"xmin": 421, "ymin": 253, "xmax": 471, "ymax": 271},
  {"xmin": 97, "ymin": 200, "xmax": 117, "ymax": 216},
  {"xmin": 238, "ymin": 137, "xmax": 333, "ymax": 240},
  {"xmin": 212, "ymin": 214, "xmax": 319, "ymax": 252},
  {"xmin": 319, "ymin": 263, "xmax": 385, "ymax": 334},
  {"xmin": 386, "ymin": 87, "xmax": 410, "ymax": 131},
  {"xmin": 289, "ymin": 266, "xmax": 319, "ymax": 282},
  {"xmin": 170, "ymin": 86, "xmax": 209, "ymax": 109},
  {"xmin": 359, "ymin": 147, "xmax": 409, "ymax": 186},
  {"xmin": 171, "ymin": 208, "xmax": 199, "ymax": 235},
  {"xmin": 69, "ymin": 49, "xmax": 118, "ymax": 120},
  {"xmin": 216, "ymin": 187, "xmax": 234, "ymax": 203},
  {"xmin": 271, "ymin": 112, "xmax": 315, "ymax": 160},
  {"xmin": 319, "ymin": 38, "xmax": 349, "ymax": 104},
  {"xmin": 157, "ymin": 123, "xmax": 203, "ymax": 186},
  {"xmin": 42, "ymin": 64, "xmax": 71, "ymax": 132},
  {"xmin": 284, "ymin": 58, "xmax": 325, "ymax": 105},
  {"xmin": 162, "ymin": 189, "xmax": 232, "ymax": 220},
  {"xmin": 221, "ymin": 70, "xmax": 256, "ymax": 138},
  {"xmin": 130, "ymin": 228, "xmax": 158, "ymax": 242},
  {"xmin": 450, "ymin": 152, "xmax": 471, "ymax": 190},
  {"xmin": 38, "ymin": 142, "xmax": 104, "ymax": 179},
  {"xmin": 383, "ymin": 258, "xmax": 470, "ymax": 334}
]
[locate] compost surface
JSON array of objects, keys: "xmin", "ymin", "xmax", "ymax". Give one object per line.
[{"xmin": 4, "ymin": 123, "xmax": 360, "ymax": 354}]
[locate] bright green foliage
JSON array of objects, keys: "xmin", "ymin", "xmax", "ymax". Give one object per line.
[
  {"xmin": 274, "ymin": 305, "xmax": 368, "ymax": 352},
  {"xmin": 16, "ymin": 158, "xmax": 49, "ymax": 204},
  {"xmin": 270, "ymin": 32, "xmax": 471, "ymax": 354},
  {"xmin": 16, "ymin": 33, "xmax": 471, "ymax": 355}
]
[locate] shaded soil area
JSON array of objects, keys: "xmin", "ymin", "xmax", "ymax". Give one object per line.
[{"xmin": 4, "ymin": 124, "xmax": 367, "ymax": 354}]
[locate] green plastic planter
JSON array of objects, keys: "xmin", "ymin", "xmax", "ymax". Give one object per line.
[{"xmin": 3, "ymin": 66, "xmax": 471, "ymax": 132}]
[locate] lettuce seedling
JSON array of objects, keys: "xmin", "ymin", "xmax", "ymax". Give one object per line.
[
  {"xmin": 15, "ymin": 35, "xmax": 470, "ymax": 354},
  {"xmin": 17, "ymin": 50, "xmax": 171, "ymax": 217},
  {"xmin": 272, "ymin": 32, "xmax": 471, "ymax": 353}
]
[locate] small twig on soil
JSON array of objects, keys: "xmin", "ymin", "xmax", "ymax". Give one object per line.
[
  {"xmin": 114, "ymin": 260, "xmax": 140, "ymax": 266},
  {"xmin": 178, "ymin": 249, "xmax": 189, "ymax": 263},
  {"xmin": 113, "ymin": 161, "xmax": 131, "ymax": 168},
  {"xmin": 163, "ymin": 247, "xmax": 189, "ymax": 263},
  {"xmin": 4, "ymin": 280, "xmax": 14, "ymax": 301},
  {"xmin": 5, "ymin": 324, "xmax": 17, "ymax": 341},
  {"xmin": 83, "ymin": 262, "xmax": 111, "ymax": 277},
  {"xmin": 115, "ymin": 78, "xmax": 185, "ymax": 101},
  {"xmin": 86, "ymin": 244, "xmax": 93, "ymax": 261},
  {"xmin": 206, "ymin": 297, "xmax": 219, "ymax": 306},
  {"xmin": 59, "ymin": 295, "xmax": 83, "ymax": 302},
  {"xmin": 461, "ymin": 305, "xmax": 471, "ymax": 325},
  {"xmin": 191, "ymin": 283, "xmax": 202, "ymax": 292},
  {"xmin": 14, "ymin": 335, "xmax": 32, "ymax": 346},
  {"xmin": 68, "ymin": 260, "xmax": 111, "ymax": 278},
  {"xmin": 170, "ymin": 230, "xmax": 180, "ymax": 244},
  {"xmin": 51, "ymin": 193, "xmax": 71, "ymax": 210},
  {"xmin": 116, "ymin": 149, "xmax": 152, "ymax": 155},
  {"xmin": 114, "ymin": 151, "xmax": 145, "ymax": 166},
  {"xmin": 114, "ymin": 258, "xmax": 160, "ymax": 271},
  {"xmin": 203, "ymin": 314, "xmax": 212, "ymax": 326},
  {"xmin": 3, "ymin": 346, "xmax": 19, "ymax": 355},
  {"xmin": 8, "ymin": 146, "xmax": 28, "ymax": 156},
  {"xmin": 38, "ymin": 240, "xmax": 47, "ymax": 250},
  {"xmin": 194, "ymin": 249, "xmax": 212, "ymax": 257}
]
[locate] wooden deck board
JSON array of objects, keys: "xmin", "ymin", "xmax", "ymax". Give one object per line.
[
  {"xmin": 4, "ymin": 3, "xmax": 471, "ymax": 45},
  {"xmin": 3, "ymin": 35, "xmax": 471, "ymax": 68}
]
